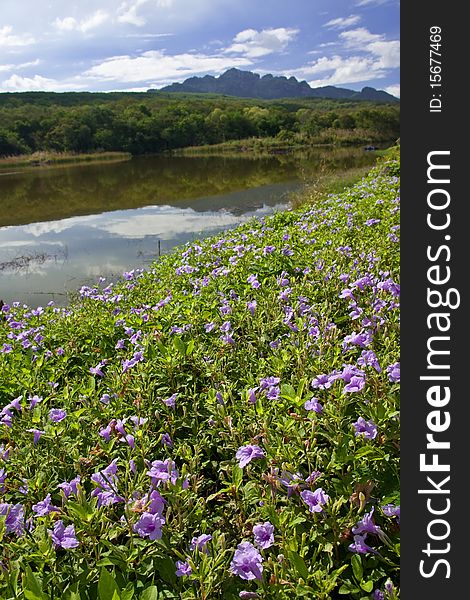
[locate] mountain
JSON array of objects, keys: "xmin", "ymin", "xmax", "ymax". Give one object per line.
[{"xmin": 156, "ymin": 68, "xmax": 399, "ymax": 102}]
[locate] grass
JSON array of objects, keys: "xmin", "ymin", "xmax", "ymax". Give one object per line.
[
  {"xmin": 0, "ymin": 151, "xmax": 131, "ymax": 171},
  {"xmin": 0, "ymin": 148, "xmax": 400, "ymax": 599},
  {"xmin": 172, "ymin": 132, "xmax": 395, "ymax": 158}
]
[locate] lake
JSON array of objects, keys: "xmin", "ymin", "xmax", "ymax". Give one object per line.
[{"xmin": 0, "ymin": 147, "xmax": 379, "ymax": 306}]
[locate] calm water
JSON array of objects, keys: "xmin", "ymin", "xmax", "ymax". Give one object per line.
[{"xmin": 0, "ymin": 148, "xmax": 378, "ymax": 306}]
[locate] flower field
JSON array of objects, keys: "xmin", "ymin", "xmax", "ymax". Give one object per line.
[{"xmin": 0, "ymin": 149, "xmax": 400, "ymax": 599}]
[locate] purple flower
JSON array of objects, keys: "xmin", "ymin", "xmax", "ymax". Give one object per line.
[
  {"xmin": 163, "ymin": 393, "xmax": 177, "ymax": 408},
  {"xmin": 253, "ymin": 522, "xmax": 274, "ymax": 549},
  {"xmin": 247, "ymin": 300, "xmax": 257, "ymax": 315},
  {"xmin": 28, "ymin": 395, "xmax": 42, "ymax": 410},
  {"xmin": 236, "ymin": 445, "xmax": 265, "ymax": 468},
  {"xmin": 259, "ymin": 376, "xmax": 280, "ymax": 390},
  {"xmin": 373, "ymin": 591, "xmax": 385, "ymax": 600},
  {"xmin": 348, "ymin": 534, "xmax": 376, "ymax": 554},
  {"xmin": 247, "ymin": 387, "xmax": 258, "ymax": 404},
  {"xmin": 357, "ymin": 350, "xmax": 382, "ymax": 373},
  {"xmin": 343, "ymin": 376, "xmax": 366, "ymax": 394},
  {"xmin": 90, "ymin": 362, "xmax": 105, "ymax": 377},
  {"xmin": 147, "ymin": 459, "xmax": 179, "ymax": 486},
  {"xmin": 230, "ymin": 541, "xmax": 264, "ymax": 581},
  {"xmin": 239, "ymin": 593, "xmax": 260, "ymax": 599},
  {"xmin": 247, "ymin": 275, "xmax": 261, "ymax": 289},
  {"xmin": 343, "ymin": 331, "xmax": 372, "ymax": 350},
  {"xmin": 99, "ymin": 421, "xmax": 114, "ymax": 442},
  {"xmin": 58, "ymin": 476, "xmax": 81, "ymax": 499},
  {"xmin": 353, "ymin": 417, "xmax": 378, "ymax": 440},
  {"xmin": 0, "ymin": 503, "xmax": 25, "ymax": 536},
  {"xmin": 304, "ymin": 398, "xmax": 323, "ymax": 413},
  {"xmin": 100, "ymin": 393, "xmax": 111, "ymax": 405},
  {"xmin": 49, "ymin": 520, "xmax": 79, "ymax": 549},
  {"xmin": 352, "ymin": 508, "xmax": 383, "ymax": 537},
  {"xmin": 384, "ymin": 579, "xmax": 394, "ymax": 597},
  {"xmin": 387, "ymin": 362, "xmax": 400, "ymax": 383},
  {"xmin": 190, "ymin": 533, "xmax": 212, "ymax": 553},
  {"xmin": 220, "ymin": 321, "xmax": 232, "ymax": 333},
  {"xmin": 204, "ymin": 322, "xmax": 215, "ymax": 332},
  {"xmin": 32, "ymin": 494, "xmax": 60, "ymax": 516},
  {"xmin": 133, "ymin": 512, "xmax": 165, "ymax": 541},
  {"xmin": 382, "ymin": 503, "xmax": 400, "ymax": 524},
  {"xmin": 175, "ymin": 560, "xmax": 192, "ymax": 577},
  {"xmin": 28, "ymin": 428, "xmax": 45, "ymax": 444},
  {"xmin": 278, "ymin": 471, "xmax": 303, "ymax": 497},
  {"xmin": 300, "ymin": 488, "xmax": 329, "ymax": 513},
  {"xmin": 311, "ymin": 374, "xmax": 332, "ymax": 390},
  {"xmin": 49, "ymin": 408, "xmax": 66, "ymax": 422},
  {"xmin": 124, "ymin": 434, "xmax": 135, "ymax": 449},
  {"xmin": 266, "ymin": 386, "xmax": 280, "ymax": 400},
  {"xmin": 161, "ymin": 433, "xmax": 173, "ymax": 447},
  {"xmin": 91, "ymin": 460, "xmax": 123, "ymax": 507}
]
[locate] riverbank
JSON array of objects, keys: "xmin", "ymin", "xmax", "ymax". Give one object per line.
[
  {"xmin": 0, "ymin": 151, "xmax": 131, "ymax": 172},
  {"xmin": 171, "ymin": 132, "xmax": 394, "ymax": 158},
  {"xmin": 0, "ymin": 149, "xmax": 400, "ymax": 599}
]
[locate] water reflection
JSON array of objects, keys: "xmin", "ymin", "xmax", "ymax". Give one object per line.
[
  {"xmin": 0, "ymin": 183, "xmax": 295, "ymax": 306},
  {"xmin": 0, "ymin": 148, "xmax": 380, "ymax": 305}
]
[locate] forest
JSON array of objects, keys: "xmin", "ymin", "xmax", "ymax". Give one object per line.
[{"xmin": 0, "ymin": 92, "xmax": 399, "ymax": 157}]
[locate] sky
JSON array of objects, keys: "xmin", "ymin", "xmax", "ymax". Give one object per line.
[{"xmin": 0, "ymin": 0, "xmax": 400, "ymax": 96}]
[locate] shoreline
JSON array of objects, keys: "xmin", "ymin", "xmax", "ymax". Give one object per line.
[{"xmin": 0, "ymin": 151, "xmax": 132, "ymax": 173}]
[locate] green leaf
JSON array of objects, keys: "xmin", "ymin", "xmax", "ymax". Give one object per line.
[
  {"xmin": 121, "ymin": 584, "xmax": 135, "ymax": 600},
  {"xmin": 96, "ymin": 558, "xmax": 119, "ymax": 567},
  {"xmin": 289, "ymin": 551, "xmax": 309, "ymax": 581},
  {"xmin": 23, "ymin": 567, "xmax": 48, "ymax": 600},
  {"xmin": 140, "ymin": 587, "xmax": 159, "ymax": 600},
  {"xmin": 186, "ymin": 339, "xmax": 195, "ymax": 356},
  {"xmin": 281, "ymin": 383, "xmax": 296, "ymax": 400},
  {"xmin": 98, "ymin": 569, "xmax": 121, "ymax": 600},
  {"xmin": 154, "ymin": 556, "xmax": 177, "ymax": 585},
  {"xmin": 360, "ymin": 580, "xmax": 374, "ymax": 593},
  {"xmin": 173, "ymin": 337, "xmax": 186, "ymax": 356},
  {"xmin": 232, "ymin": 465, "xmax": 243, "ymax": 489},
  {"xmin": 351, "ymin": 554, "xmax": 363, "ymax": 582},
  {"xmin": 338, "ymin": 582, "xmax": 360, "ymax": 595}
]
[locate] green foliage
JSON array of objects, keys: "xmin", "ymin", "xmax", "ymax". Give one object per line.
[
  {"xmin": 0, "ymin": 92, "xmax": 400, "ymax": 157},
  {"xmin": 0, "ymin": 152, "xmax": 400, "ymax": 598}
]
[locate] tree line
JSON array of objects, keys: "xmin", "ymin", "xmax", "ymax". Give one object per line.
[{"xmin": 0, "ymin": 92, "xmax": 400, "ymax": 157}]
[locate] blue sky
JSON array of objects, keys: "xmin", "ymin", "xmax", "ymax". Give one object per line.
[{"xmin": 0, "ymin": 0, "xmax": 400, "ymax": 96}]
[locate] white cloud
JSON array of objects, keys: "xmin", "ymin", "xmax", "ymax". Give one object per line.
[
  {"xmin": 85, "ymin": 50, "xmax": 252, "ymax": 85},
  {"xmin": 295, "ymin": 26, "xmax": 399, "ymax": 88},
  {"xmin": 0, "ymin": 25, "xmax": 35, "ymax": 47},
  {"xmin": 53, "ymin": 17, "xmax": 77, "ymax": 32},
  {"xmin": 293, "ymin": 55, "xmax": 386, "ymax": 88},
  {"xmin": 0, "ymin": 74, "xmax": 86, "ymax": 92},
  {"xmin": 384, "ymin": 84, "xmax": 400, "ymax": 98},
  {"xmin": 53, "ymin": 10, "xmax": 109, "ymax": 34},
  {"xmin": 224, "ymin": 27, "xmax": 299, "ymax": 58},
  {"xmin": 339, "ymin": 28, "xmax": 399, "ymax": 68},
  {"xmin": 324, "ymin": 15, "xmax": 361, "ymax": 30},
  {"xmin": 367, "ymin": 40, "xmax": 400, "ymax": 68},
  {"xmin": 339, "ymin": 27, "xmax": 382, "ymax": 47},
  {"xmin": 118, "ymin": 0, "xmax": 174, "ymax": 27},
  {"xmin": 0, "ymin": 59, "xmax": 40, "ymax": 73}
]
